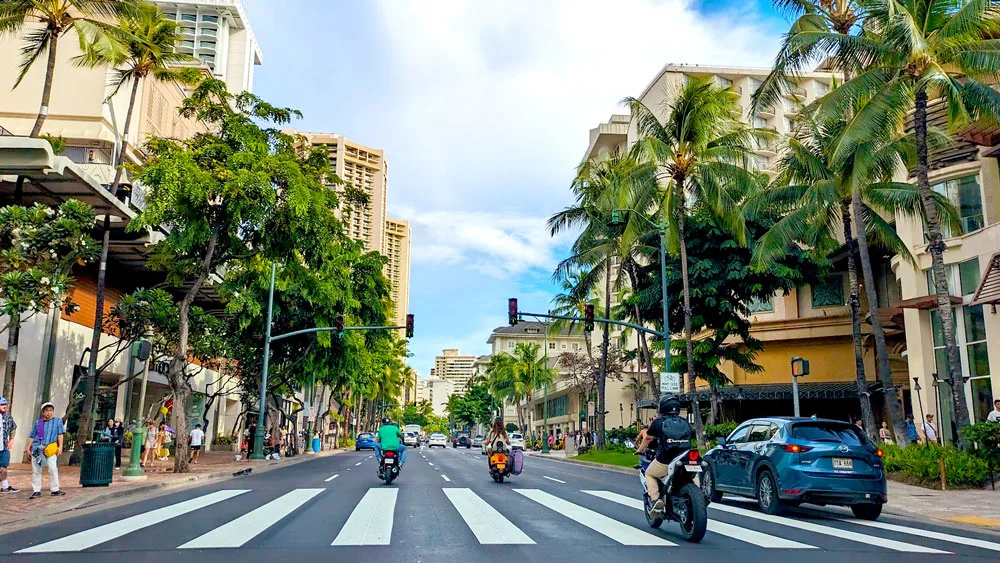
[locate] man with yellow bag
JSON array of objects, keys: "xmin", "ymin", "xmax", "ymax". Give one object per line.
[{"xmin": 25, "ymin": 402, "xmax": 65, "ymax": 499}]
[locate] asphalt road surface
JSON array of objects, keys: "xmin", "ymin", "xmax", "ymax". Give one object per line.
[{"xmin": 2, "ymin": 446, "xmax": 999, "ymax": 562}]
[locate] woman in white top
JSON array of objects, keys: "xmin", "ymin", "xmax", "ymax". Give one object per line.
[{"xmin": 484, "ymin": 417, "xmax": 510, "ymax": 454}]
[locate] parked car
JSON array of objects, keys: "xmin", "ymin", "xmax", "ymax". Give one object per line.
[
  {"xmin": 701, "ymin": 417, "xmax": 887, "ymax": 520},
  {"xmin": 453, "ymin": 431, "xmax": 471, "ymax": 448},
  {"xmin": 472, "ymin": 435, "xmax": 485, "ymax": 448},
  {"xmin": 403, "ymin": 432, "xmax": 418, "ymax": 447},
  {"xmin": 355, "ymin": 432, "xmax": 377, "ymax": 451},
  {"xmin": 509, "ymin": 433, "xmax": 525, "ymax": 451},
  {"xmin": 428, "ymin": 433, "xmax": 447, "ymax": 448}
]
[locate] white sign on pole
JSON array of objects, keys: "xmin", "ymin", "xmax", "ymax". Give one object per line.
[
  {"xmin": 587, "ymin": 401, "xmax": 595, "ymax": 417},
  {"xmin": 307, "ymin": 404, "xmax": 318, "ymax": 421},
  {"xmin": 659, "ymin": 372, "xmax": 681, "ymax": 394}
]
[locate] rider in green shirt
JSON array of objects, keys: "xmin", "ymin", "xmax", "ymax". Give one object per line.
[{"xmin": 375, "ymin": 418, "xmax": 406, "ymax": 466}]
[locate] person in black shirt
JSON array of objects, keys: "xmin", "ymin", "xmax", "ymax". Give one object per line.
[{"xmin": 636, "ymin": 394, "xmax": 693, "ymax": 513}]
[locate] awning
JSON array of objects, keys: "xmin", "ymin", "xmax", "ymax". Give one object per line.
[
  {"xmin": 894, "ymin": 294, "xmax": 963, "ymax": 310},
  {"xmin": 678, "ymin": 381, "xmax": 879, "ymax": 403},
  {"xmin": 0, "ymin": 136, "xmax": 135, "ymax": 224},
  {"xmin": 972, "ymin": 251, "xmax": 1000, "ymax": 307}
]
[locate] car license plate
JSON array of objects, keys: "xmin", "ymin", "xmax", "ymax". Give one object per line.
[
  {"xmin": 684, "ymin": 465, "xmax": 702, "ymax": 472},
  {"xmin": 832, "ymin": 458, "xmax": 853, "ymax": 470},
  {"xmin": 384, "ymin": 458, "xmax": 394, "ymax": 464}
]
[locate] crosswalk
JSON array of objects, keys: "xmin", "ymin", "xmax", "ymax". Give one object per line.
[{"xmin": 13, "ymin": 485, "xmax": 1000, "ymax": 555}]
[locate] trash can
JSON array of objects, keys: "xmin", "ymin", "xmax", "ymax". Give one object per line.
[
  {"xmin": 312, "ymin": 437, "xmax": 321, "ymax": 453},
  {"xmin": 80, "ymin": 442, "xmax": 115, "ymax": 487}
]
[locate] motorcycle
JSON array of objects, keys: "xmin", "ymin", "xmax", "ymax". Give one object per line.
[
  {"xmin": 637, "ymin": 448, "xmax": 708, "ymax": 543},
  {"xmin": 378, "ymin": 449, "xmax": 401, "ymax": 485},
  {"xmin": 488, "ymin": 441, "xmax": 513, "ymax": 483}
]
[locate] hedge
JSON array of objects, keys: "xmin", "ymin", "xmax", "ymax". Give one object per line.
[{"xmin": 882, "ymin": 443, "xmax": 990, "ymax": 489}]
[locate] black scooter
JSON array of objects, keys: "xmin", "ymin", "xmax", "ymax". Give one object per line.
[
  {"xmin": 637, "ymin": 448, "xmax": 708, "ymax": 542},
  {"xmin": 377, "ymin": 449, "xmax": 401, "ymax": 485}
]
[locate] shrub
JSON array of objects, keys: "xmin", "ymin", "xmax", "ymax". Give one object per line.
[
  {"xmin": 882, "ymin": 443, "xmax": 989, "ymax": 489},
  {"xmin": 959, "ymin": 423, "xmax": 1000, "ymax": 473},
  {"xmin": 123, "ymin": 430, "xmax": 133, "ymax": 448},
  {"xmin": 213, "ymin": 435, "xmax": 233, "ymax": 446},
  {"xmin": 704, "ymin": 423, "xmax": 737, "ymax": 441}
]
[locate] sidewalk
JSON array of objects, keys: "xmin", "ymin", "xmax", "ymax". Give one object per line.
[{"xmin": 0, "ymin": 447, "xmax": 344, "ymax": 529}]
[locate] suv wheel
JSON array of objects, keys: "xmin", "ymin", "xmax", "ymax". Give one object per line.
[
  {"xmin": 701, "ymin": 464, "xmax": 722, "ymax": 503},
  {"xmin": 756, "ymin": 470, "xmax": 782, "ymax": 515},
  {"xmin": 851, "ymin": 503, "xmax": 882, "ymax": 520}
]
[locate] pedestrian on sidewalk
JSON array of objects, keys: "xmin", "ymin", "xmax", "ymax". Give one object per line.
[
  {"xmin": 112, "ymin": 420, "xmax": 124, "ymax": 468},
  {"xmin": 923, "ymin": 414, "xmax": 939, "ymax": 445},
  {"xmin": 905, "ymin": 414, "xmax": 918, "ymax": 443},
  {"xmin": 1, "ymin": 397, "xmax": 18, "ymax": 493},
  {"xmin": 189, "ymin": 424, "xmax": 205, "ymax": 464},
  {"xmin": 141, "ymin": 420, "xmax": 159, "ymax": 468},
  {"xmin": 988, "ymin": 399, "xmax": 1000, "ymax": 423},
  {"xmin": 25, "ymin": 402, "xmax": 65, "ymax": 499},
  {"xmin": 879, "ymin": 422, "xmax": 894, "ymax": 445}
]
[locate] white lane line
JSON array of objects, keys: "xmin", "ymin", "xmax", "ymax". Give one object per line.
[
  {"xmin": 180, "ymin": 489, "xmax": 324, "ymax": 549},
  {"xmin": 514, "ymin": 489, "xmax": 674, "ymax": 546},
  {"xmin": 332, "ymin": 488, "xmax": 397, "ymax": 546},
  {"xmin": 444, "ymin": 488, "xmax": 535, "ymax": 545},
  {"xmin": 17, "ymin": 490, "xmax": 249, "ymax": 553},
  {"xmin": 835, "ymin": 517, "xmax": 1000, "ymax": 552},
  {"xmin": 354, "ymin": 462, "xmax": 362, "ymax": 466},
  {"xmin": 428, "ymin": 462, "xmax": 434, "ymax": 466},
  {"xmin": 583, "ymin": 490, "xmax": 814, "ymax": 549},
  {"xmin": 710, "ymin": 503, "xmax": 949, "ymax": 553},
  {"xmin": 325, "ymin": 474, "xmax": 339, "ymax": 482},
  {"xmin": 441, "ymin": 474, "xmax": 451, "ymax": 482},
  {"xmin": 542, "ymin": 476, "xmax": 566, "ymax": 484}
]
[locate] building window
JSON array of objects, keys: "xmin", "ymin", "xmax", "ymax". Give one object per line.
[
  {"xmin": 747, "ymin": 295, "xmax": 773, "ymax": 313},
  {"xmin": 931, "ymin": 305, "xmax": 992, "ymax": 421},
  {"xmin": 199, "ymin": 54, "xmax": 215, "ymax": 64},
  {"xmin": 201, "ymin": 14, "xmax": 219, "ymax": 23},
  {"xmin": 925, "ymin": 258, "xmax": 980, "ymax": 297},
  {"xmin": 715, "ymin": 76, "xmax": 732, "ymax": 89},
  {"xmin": 181, "ymin": 27, "xmax": 195, "ymax": 35},
  {"xmin": 199, "ymin": 41, "xmax": 216, "ymax": 49},
  {"xmin": 180, "ymin": 13, "xmax": 197, "ymax": 22},
  {"xmin": 752, "ymin": 116, "xmax": 768, "ymax": 129},
  {"xmin": 933, "ymin": 175, "xmax": 985, "ymax": 235},
  {"xmin": 179, "ymin": 40, "xmax": 195, "ymax": 48},
  {"xmin": 549, "ymin": 342, "xmax": 556, "ymax": 350},
  {"xmin": 572, "ymin": 343, "xmax": 579, "ymax": 351},
  {"xmin": 812, "ymin": 274, "xmax": 844, "ymax": 307},
  {"xmin": 201, "ymin": 28, "xmax": 216, "ymax": 37},
  {"xmin": 784, "ymin": 116, "xmax": 798, "ymax": 131},
  {"xmin": 507, "ymin": 341, "xmax": 515, "ymax": 349},
  {"xmin": 561, "ymin": 344, "xmax": 567, "ymax": 350}
]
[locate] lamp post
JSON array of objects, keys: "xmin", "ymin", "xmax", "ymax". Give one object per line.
[
  {"xmin": 541, "ymin": 322, "xmax": 550, "ymax": 454},
  {"xmin": 913, "ymin": 377, "xmax": 926, "ymax": 447},
  {"xmin": 619, "ymin": 403, "xmax": 624, "ymax": 427},
  {"xmin": 790, "ymin": 356, "xmax": 810, "ymax": 417},
  {"xmin": 251, "ymin": 263, "xmax": 277, "ymax": 460}
]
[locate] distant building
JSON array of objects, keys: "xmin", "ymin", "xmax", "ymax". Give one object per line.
[
  {"xmin": 383, "ymin": 218, "xmax": 411, "ymax": 329},
  {"xmin": 434, "ymin": 349, "xmax": 477, "ymax": 394},
  {"xmin": 416, "ymin": 377, "xmax": 454, "ymax": 418}
]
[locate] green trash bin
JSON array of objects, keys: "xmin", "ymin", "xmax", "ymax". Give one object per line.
[{"xmin": 80, "ymin": 442, "xmax": 115, "ymax": 487}]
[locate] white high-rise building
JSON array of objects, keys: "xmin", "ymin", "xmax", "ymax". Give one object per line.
[{"xmin": 152, "ymin": 0, "xmax": 263, "ymax": 93}]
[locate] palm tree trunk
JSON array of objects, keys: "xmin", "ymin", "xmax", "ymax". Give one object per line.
[
  {"xmin": 677, "ymin": 210, "xmax": 705, "ymax": 446},
  {"xmin": 852, "ymin": 193, "xmax": 909, "ymax": 445},
  {"xmin": 109, "ymin": 78, "xmax": 141, "ymax": 195},
  {"xmin": 2, "ymin": 321, "xmax": 19, "ymax": 404},
  {"xmin": 841, "ymin": 201, "xmax": 877, "ymax": 438},
  {"xmin": 597, "ymin": 254, "xmax": 611, "ymax": 450},
  {"xmin": 30, "ymin": 35, "xmax": 59, "ymax": 138},
  {"xmin": 914, "ymin": 87, "xmax": 969, "ymax": 436}
]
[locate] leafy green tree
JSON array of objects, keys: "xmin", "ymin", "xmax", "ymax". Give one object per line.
[
  {"xmin": 0, "ymin": 0, "xmax": 135, "ymax": 137},
  {"xmin": 626, "ymin": 76, "xmax": 765, "ymax": 445},
  {"xmin": 0, "ymin": 201, "xmax": 98, "ymax": 405}
]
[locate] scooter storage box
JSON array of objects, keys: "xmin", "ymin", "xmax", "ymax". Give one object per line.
[{"xmin": 512, "ymin": 449, "xmax": 524, "ymax": 475}]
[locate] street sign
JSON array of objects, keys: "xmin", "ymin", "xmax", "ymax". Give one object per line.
[
  {"xmin": 660, "ymin": 372, "xmax": 681, "ymax": 394},
  {"xmin": 587, "ymin": 401, "xmax": 595, "ymax": 417}
]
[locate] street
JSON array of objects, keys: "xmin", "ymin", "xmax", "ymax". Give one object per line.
[{"xmin": 1, "ymin": 447, "xmax": 998, "ymax": 562}]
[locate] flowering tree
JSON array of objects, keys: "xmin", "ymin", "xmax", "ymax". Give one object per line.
[{"xmin": 0, "ymin": 200, "xmax": 99, "ymax": 404}]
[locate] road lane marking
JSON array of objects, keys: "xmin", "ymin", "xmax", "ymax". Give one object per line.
[
  {"xmin": 17, "ymin": 489, "xmax": 250, "ymax": 553},
  {"xmin": 542, "ymin": 476, "xmax": 566, "ymax": 484},
  {"xmin": 835, "ymin": 517, "xmax": 1000, "ymax": 552},
  {"xmin": 325, "ymin": 474, "xmax": 339, "ymax": 482},
  {"xmin": 709, "ymin": 503, "xmax": 949, "ymax": 553},
  {"xmin": 428, "ymin": 462, "xmax": 434, "ymax": 466},
  {"xmin": 514, "ymin": 489, "xmax": 674, "ymax": 546},
  {"xmin": 583, "ymin": 490, "xmax": 814, "ymax": 549},
  {"xmin": 355, "ymin": 462, "xmax": 362, "ymax": 466},
  {"xmin": 441, "ymin": 475, "xmax": 451, "ymax": 482},
  {"xmin": 180, "ymin": 488, "xmax": 325, "ymax": 549},
  {"xmin": 332, "ymin": 488, "xmax": 397, "ymax": 545},
  {"xmin": 444, "ymin": 488, "xmax": 535, "ymax": 544}
]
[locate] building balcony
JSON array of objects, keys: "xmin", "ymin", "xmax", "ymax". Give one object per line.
[
  {"xmin": 783, "ymin": 87, "xmax": 807, "ymax": 99},
  {"xmin": 755, "ymin": 107, "xmax": 776, "ymax": 119}
]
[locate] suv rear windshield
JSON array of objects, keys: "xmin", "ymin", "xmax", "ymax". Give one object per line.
[
  {"xmin": 358, "ymin": 433, "xmax": 372, "ymax": 440},
  {"xmin": 790, "ymin": 422, "xmax": 867, "ymax": 445}
]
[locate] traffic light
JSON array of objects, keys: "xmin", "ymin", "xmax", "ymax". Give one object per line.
[
  {"xmin": 508, "ymin": 298, "xmax": 519, "ymax": 326},
  {"xmin": 334, "ymin": 315, "xmax": 345, "ymax": 338},
  {"xmin": 584, "ymin": 303, "xmax": 595, "ymax": 332},
  {"xmin": 406, "ymin": 314, "xmax": 414, "ymax": 338}
]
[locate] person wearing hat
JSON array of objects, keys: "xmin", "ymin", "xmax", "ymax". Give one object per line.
[
  {"xmin": 25, "ymin": 402, "xmax": 65, "ymax": 498},
  {"xmin": 0, "ymin": 397, "xmax": 17, "ymax": 492}
]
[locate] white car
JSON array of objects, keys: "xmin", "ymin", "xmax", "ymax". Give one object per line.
[
  {"xmin": 428, "ymin": 433, "xmax": 447, "ymax": 448},
  {"xmin": 403, "ymin": 432, "xmax": 418, "ymax": 447},
  {"xmin": 509, "ymin": 433, "xmax": 525, "ymax": 451}
]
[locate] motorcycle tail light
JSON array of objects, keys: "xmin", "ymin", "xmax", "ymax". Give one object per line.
[
  {"xmin": 498, "ymin": 454, "xmax": 506, "ymax": 462},
  {"xmin": 385, "ymin": 451, "xmax": 395, "ymax": 457},
  {"xmin": 782, "ymin": 444, "xmax": 812, "ymax": 453},
  {"xmin": 688, "ymin": 450, "xmax": 700, "ymax": 462}
]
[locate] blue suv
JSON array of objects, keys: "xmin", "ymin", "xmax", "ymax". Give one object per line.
[
  {"xmin": 355, "ymin": 432, "xmax": 377, "ymax": 451},
  {"xmin": 701, "ymin": 417, "xmax": 887, "ymax": 520}
]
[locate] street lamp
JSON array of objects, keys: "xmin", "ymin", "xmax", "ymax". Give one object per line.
[
  {"xmin": 913, "ymin": 377, "xmax": 926, "ymax": 447},
  {"xmin": 790, "ymin": 356, "xmax": 810, "ymax": 417}
]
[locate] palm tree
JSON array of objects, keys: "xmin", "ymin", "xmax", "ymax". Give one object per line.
[
  {"xmin": 748, "ymin": 109, "xmax": 956, "ymax": 442},
  {"xmin": 485, "ymin": 353, "xmax": 522, "ymax": 428},
  {"xmin": 622, "ymin": 373, "xmax": 650, "ymax": 417},
  {"xmin": 626, "ymin": 76, "xmax": 764, "ymax": 445},
  {"xmin": 0, "ymin": 0, "xmax": 135, "ymax": 137},
  {"xmin": 511, "ymin": 343, "xmax": 556, "ymax": 435},
  {"xmin": 74, "ymin": 1, "xmax": 199, "ymax": 195},
  {"xmin": 549, "ymin": 270, "xmax": 594, "ymax": 360},
  {"xmin": 819, "ymin": 0, "xmax": 1000, "ymax": 432}
]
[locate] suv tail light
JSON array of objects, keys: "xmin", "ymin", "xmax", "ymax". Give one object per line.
[
  {"xmin": 782, "ymin": 444, "xmax": 813, "ymax": 453},
  {"xmin": 875, "ymin": 449, "xmax": 884, "ymax": 458}
]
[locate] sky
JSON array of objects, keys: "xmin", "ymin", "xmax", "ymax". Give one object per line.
[{"xmin": 247, "ymin": 0, "xmax": 790, "ymax": 379}]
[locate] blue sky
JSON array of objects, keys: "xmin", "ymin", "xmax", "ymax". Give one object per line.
[{"xmin": 247, "ymin": 0, "xmax": 790, "ymax": 379}]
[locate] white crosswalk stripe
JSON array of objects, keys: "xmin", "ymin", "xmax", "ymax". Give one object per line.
[
  {"xmin": 17, "ymin": 490, "xmax": 249, "ymax": 553},
  {"xmin": 582, "ymin": 490, "xmax": 815, "ymax": 549},
  {"xmin": 180, "ymin": 488, "xmax": 325, "ymax": 549},
  {"xmin": 515, "ymin": 489, "xmax": 675, "ymax": 546},
  {"xmin": 444, "ymin": 488, "xmax": 535, "ymax": 544},
  {"xmin": 834, "ymin": 517, "xmax": 1000, "ymax": 552},
  {"xmin": 332, "ymin": 488, "xmax": 397, "ymax": 546},
  {"xmin": 710, "ymin": 503, "xmax": 949, "ymax": 554}
]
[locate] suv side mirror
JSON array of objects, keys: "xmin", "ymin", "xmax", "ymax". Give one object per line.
[{"xmin": 716, "ymin": 436, "xmax": 726, "ymax": 447}]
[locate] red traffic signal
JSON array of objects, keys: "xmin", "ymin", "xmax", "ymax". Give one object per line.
[
  {"xmin": 334, "ymin": 315, "xmax": 345, "ymax": 337},
  {"xmin": 406, "ymin": 314, "xmax": 414, "ymax": 338},
  {"xmin": 584, "ymin": 304, "xmax": 595, "ymax": 332},
  {"xmin": 508, "ymin": 298, "xmax": 519, "ymax": 326}
]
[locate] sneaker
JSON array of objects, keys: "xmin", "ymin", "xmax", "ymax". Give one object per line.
[
  {"xmin": 2, "ymin": 486, "xmax": 19, "ymax": 493},
  {"xmin": 51, "ymin": 490, "xmax": 66, "ymax": 497},
  {"xmin": 651, "ymin": 498, "xmax": 664, "ymax": 513},
  {"xmin": 28, "ymin": 492, "xmax": 41, "ymax": 499}
]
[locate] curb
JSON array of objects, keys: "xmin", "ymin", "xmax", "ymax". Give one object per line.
[{"xmin": 0, "ymin": 448, "xmax": 347, "ymax": 532}]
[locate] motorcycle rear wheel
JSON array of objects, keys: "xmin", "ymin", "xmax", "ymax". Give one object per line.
[
  {"xmin": 676, "ymin": 483, "xmax": 707, "ymax": 543},
  {"xmin": 384, "ymin": 468, "xmax": 394, "ymax": 486},
  {"xmin": 643, "ymin": 493, "xmax": 664, "ymax": 529}
]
